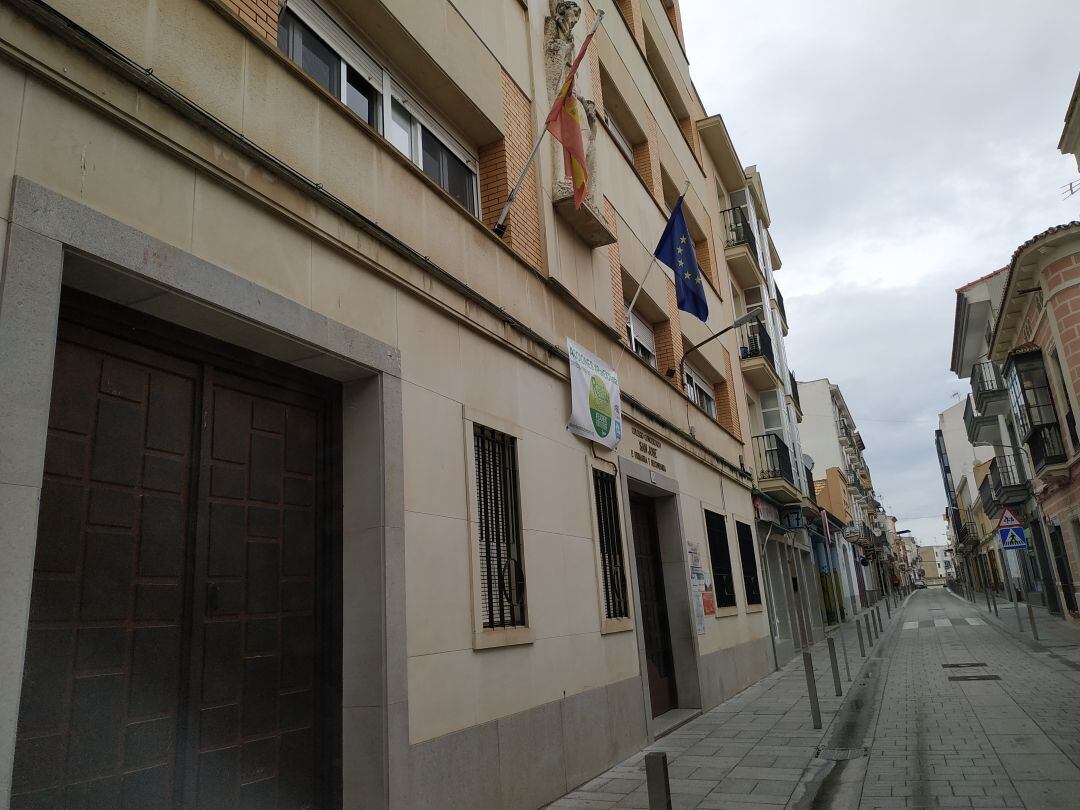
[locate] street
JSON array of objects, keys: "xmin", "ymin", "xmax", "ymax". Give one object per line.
[{"xmin": 550, "ymin": 589, "xmax": 1080, "ymax": 809}]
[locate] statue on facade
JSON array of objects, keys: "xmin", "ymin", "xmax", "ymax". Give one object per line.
[{"xmin": 545, "ymin": 1, "xmax": 582, "ymax": 104}]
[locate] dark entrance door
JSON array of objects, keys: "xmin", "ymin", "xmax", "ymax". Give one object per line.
[
  {"xmin": 1050, "ymin": 526, "xmax": 1078, "ymax": 614},
  {"xmin": 629, "ymin": 496, "xmax": 677, "ymax": 718},
  {"xmin": 13, "ymin": 299, "xmax": 338, "ymax": 808}
]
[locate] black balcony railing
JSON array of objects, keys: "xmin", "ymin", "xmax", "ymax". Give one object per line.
[
  {"xmin": 789, "ymin": 372, "xmax": 801, "ymax": 412},
  {"xmin": 804, "ymin": 465, "xmax": 816, "ymax": 503},
  {"xmin": 753, "ymin": 433, "xmax": 795, "ymax": 487},
  {"xmin": 960, "ymin": 522, "xmax": 979, "ymax": 547},
  {"xmin": 1030, "ymin": 424, "xmax": 1067, "ymax": 471},
  {"xmin": 963, "ymin": 396, "xmax": 977, "ymax": 442},
  {"xmin": 721, "ymin": 205, "xmax": 758, "ymax": 260},
  {"xmin": 972, "ymin": 360, "xmax": 1002, "ymax": 399},
  {"xmin": 739, "ymin": 321, "xmax": 776, "ymax": 372},
  {"xmin": 775, "ymin": 285, "xmax": 788, "ymax": 324}
]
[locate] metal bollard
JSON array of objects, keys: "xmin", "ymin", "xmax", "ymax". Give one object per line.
[
  {"xmin": 826, "ymin": 637, "xmax": 842, "ymax": 697},
  {"xmin": 855, "ymin": 617, "xmax": 866, "ymax": 657},
  {"xmin": 645, "ymin": 752, "xmax": 672, "ymax": 810},
  {"xmin": 885, "ymin": 597, "xmax": 891, "ymax": 619},
  {"xmin": 1027, "ymin": 602, "xmax": 1040, "ymax": 641},
  {"xmin": 875, "ymin": 605, "xmax": 883, "ymax": 634},
  {"xmin": 865, "ymin": 613, "xmax": 875, "ymax": 645},
  {"xmin": 984, "ymin": 584, "xmax": 992, "ymax": 613},
  {"xmin": 991, "ymin": 588, "xmax": 999, "ymax": 617},
  {"xmin": 803, "ymin": 650, "xmax": 822, "ymax": 729}
]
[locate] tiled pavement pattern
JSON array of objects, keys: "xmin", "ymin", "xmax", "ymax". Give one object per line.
[
  {"xmin": 546, "ymin": 598, "xmax": 898, "ymax": 809},
  {"xmin": 548, "ymin": 588, "xmax": 1080, "ymax": 809}
]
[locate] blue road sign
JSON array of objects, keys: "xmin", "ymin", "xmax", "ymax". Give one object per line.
[{"xmin": 999, "ymin": 527, "xmax": 1028, "ymax": 550}]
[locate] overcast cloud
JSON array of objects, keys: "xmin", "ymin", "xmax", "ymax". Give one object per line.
[{"xmin": 682, "ymin": 0, "xmax": 1080, "ymax": 546}]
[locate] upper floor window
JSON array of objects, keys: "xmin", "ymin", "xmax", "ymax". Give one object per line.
[
  {"xmin": 684, "ymin": 363, "xmax": 716, "ymax": 419},
  {"xmin": 1004, "ymin": 351, "xmax": 1059, "ymax": 439},
  {"xmin": 277, "ymin": 3, "xmax": 477, "ymax": 214},
  {"xmin": 627, "ymin": 309, "xmax": 657, "ymax": 369}
]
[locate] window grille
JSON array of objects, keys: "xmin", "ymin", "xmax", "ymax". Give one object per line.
[
  {"xmin": 735, "ymin": 521, "xmax": 761, "ymax": 604},
  {"xmin": 704, "ymin": 510, "xmax": 737, "ymax": 608},
  {"xmin": 474, "ymin": 425, "xmax": 527, "ymax": 628},
  {"xmin": 593, "ymin": 469, "xmax": 629, "ymax": 619}
]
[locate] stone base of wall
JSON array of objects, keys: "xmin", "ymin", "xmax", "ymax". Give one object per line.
[
  {"xmin": 698, "ymin": 635, "xmax": 776, "ymax": 711},
  {"xmin": 408, "ymin": 635, "xmax": 776, "ymax": 810}
]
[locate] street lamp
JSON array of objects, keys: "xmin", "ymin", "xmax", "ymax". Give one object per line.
[{"xmin": 665, "ymin": 306, "xmax": 764, "ymax": 382}]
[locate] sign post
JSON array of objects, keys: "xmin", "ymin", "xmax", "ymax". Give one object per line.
[{"xmin": 997, "ymin": 508, "xmax": 1027, "ymax": 631}]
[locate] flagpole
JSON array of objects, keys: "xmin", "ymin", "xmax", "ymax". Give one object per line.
[
  {"xmin": 624, "ymin": 180, "xmax": 691, "ymax": 317},
  {"xmin": 493, "ymin": 10, "xmax": 605, "ymax": 237}
]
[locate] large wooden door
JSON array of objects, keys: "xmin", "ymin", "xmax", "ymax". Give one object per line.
[
  {"xmin": 629, "ymin": 496, "xmax": 677, "ymax": 718},
  {"xmin": 13, "ymin": 302, "xmax": 337, "ymax": 808}
]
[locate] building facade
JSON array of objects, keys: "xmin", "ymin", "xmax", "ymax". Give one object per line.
[
  {"xmin": 799, "ymin": 378, "xmax": 889, "ymax": 607},
  {"xmin": 0, "ymin": 0, "xmax": 817, "ymax": 806}
]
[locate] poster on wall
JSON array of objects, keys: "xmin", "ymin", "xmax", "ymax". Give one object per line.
[
  {"xmin": 692, "ymin": 593, "xmax": 706, "ymax": 635},
  {"xmin": 688, "ymin": 542, "xmax": 716, "ymax": 616},
  {"xmin": 567, "ymin": 339, "xmax": 623, "ymax": 449}
]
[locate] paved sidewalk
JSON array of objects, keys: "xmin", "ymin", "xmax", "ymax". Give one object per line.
[{"xmin": 546, "ymin": 599, "xmax": 899, "ymax": 809}]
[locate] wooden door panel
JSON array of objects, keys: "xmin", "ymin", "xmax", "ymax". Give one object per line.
[
  {"xmin": 16, "ymin": 303, "xmax": 333, "ymax": 809},
  {"xmin": 195, "ymin": 374, "xmax": 322, "ymax": 809},
  {"xmin": 13, "ymin": 332, "xmax": 198, "ymax": 808},
  {"xmin": 629, "ymin": 497, "xmax": 677, "ymax": 718}
]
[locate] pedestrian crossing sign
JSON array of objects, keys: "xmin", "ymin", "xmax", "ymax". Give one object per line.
[
  {"xmin": 997, "ymin": 507, "xmax": 1023, "ymax": 530},
  {"xmin": 999, "ymin": 527, "xmax": 1028, "ymax": 550}
]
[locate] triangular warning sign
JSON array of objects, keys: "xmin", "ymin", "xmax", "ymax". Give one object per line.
[{"xmin": 997, "ymin": 507, "xmax": 1022, "ymax": 530}]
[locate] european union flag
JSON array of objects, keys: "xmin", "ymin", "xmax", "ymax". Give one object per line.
[{"xmin": 654, "ymin": 195, "xmax": 708, "ymax": 323}]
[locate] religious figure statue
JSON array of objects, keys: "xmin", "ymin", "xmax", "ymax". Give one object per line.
[{"xmin": 545, "ymin": 1, "xmax": 582, "ymax": 104}]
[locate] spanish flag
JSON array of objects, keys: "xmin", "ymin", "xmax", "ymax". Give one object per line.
[{"xmin": 546, "ymin": 31, "xmax": 595, "ymax": 208}]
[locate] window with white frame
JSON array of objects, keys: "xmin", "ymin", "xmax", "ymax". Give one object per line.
[
  {"xmin": 278, "ymin": 2, "xmax": 478, "ymax": 214},
  {"xmin": 684, "ymin": 363, "xmax": 716, "ymax": 419},
  {"xmin": 626, "ymin": 309, "xmax": 657, "ymax": 369}
]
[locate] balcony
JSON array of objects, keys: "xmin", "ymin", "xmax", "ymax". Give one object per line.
[
  {"xmin": 842, "ymin": 522, "xmax": 865, "ymax": 540},
  {"xmin": 775, "ymin": 285, "xmax": 789, "ymax": 335},
  {"xmin": 971, "ymin": 360, "xmax": 1008, "ymax": 416},
  {"xmin": 739, "ymin": 322, "xmax": 783, "ymax": 391},
  {"xmin": 721, "ymin": 206, "xmax": 766, "ymax": 290},
  {"xmin": 963, "ymin": 395, "xmax": 998, "ymax": 444},
  {"xmin": 989, "ymin": 454, "xmax": 1028, "ymax": 506},
  {"xmin": 789, "ymin": 372, "xmax": 803, "ymax": 419},
  {"xmin": 959, "ymin": 522, "xmax": 980, "ymax": 549},
  {"xmin": 1029, "ymin": 424, "xmax": 1067, "ymax": 472},
  {"xmin": 752, "ymin": 433, "xmax": 802, "ymax": 503}
]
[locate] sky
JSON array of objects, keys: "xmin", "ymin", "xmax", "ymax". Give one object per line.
[{"xmin": 681, "ymin": 0, "xmax": 1080, "ymax": 546}]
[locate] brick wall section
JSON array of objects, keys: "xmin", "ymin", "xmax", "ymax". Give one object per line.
[
  {"xmin": 653, "ymin": 278, "xmax": 683, "ymax": 386},
  {"xmin": 633, "ymin": 111, "xmax": 662, "ymax": 204},
  {"xmin": 221, "ymin": 0, "xmax": 281, "ymax": 43},
  {"xmin": 584, "ymin": 2, "xmax": 604, "ymax": 113},
  {"xmin": 479, "ymin": 72, "xmax": 544, "ymax": 270},
  {"xmin": 1047, "ymin": 250, "xmax": 1080, "ymax": 403},
  {"xmin": 713, "ymin": 346, "xmax": 741, "ymax": 440},
  {"xmin": 665, "ymin": 0, "xmax": 684, "ymax": 45},
  {"xmin": 694, "ymin": 237, "xmax": 715, "ymax": 290},
  {"xmin": 604, "ymin": 198, "xmax": 627, "ymax": 340},
  {"xmin": 679, "ymin": 117, "xmax": 700, "ymax": 161},
  {"xmin": 615, "ymin": 0, "xmax": 646, "ymax": 50}
]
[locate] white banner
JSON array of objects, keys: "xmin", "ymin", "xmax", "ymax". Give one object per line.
[{"xmin": 567, "ymin": 339, "xmax": 622, "ymax": 449}]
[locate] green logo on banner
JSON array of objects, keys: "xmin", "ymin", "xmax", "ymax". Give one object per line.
[{"xmin": 589, "ymin": 375, "xmax": 612, "ymax": 437}]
